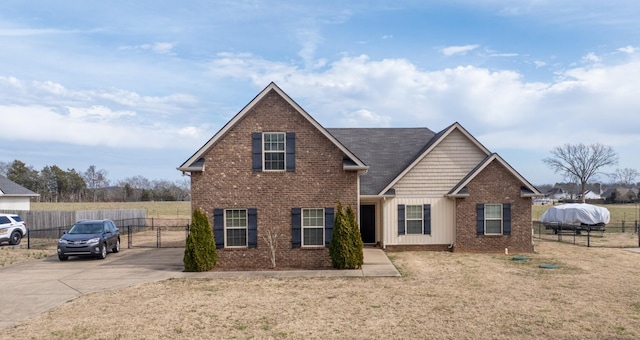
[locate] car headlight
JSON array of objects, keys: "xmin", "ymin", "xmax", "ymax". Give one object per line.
[
  {"xmin": 87, "ymin": 237, "xmax": 100, "ymax": 244},
  {"xmin": 58, "ymin": 239, "xmax": 69, "ymax": 244}
]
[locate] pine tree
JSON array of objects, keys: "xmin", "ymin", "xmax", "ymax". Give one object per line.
[
  {"xmin": 184, "ymin": 208, "xmax": 218, "ymax": 272},
  {"xmin": 346, "ymin": 205, "xmax": 364, "ymax": 269},
  {"xmin": 329, "ymin": 201, "xmax": 364, "ymax": 269}
]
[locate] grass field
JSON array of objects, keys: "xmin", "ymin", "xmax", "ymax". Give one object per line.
[{"xmin": 32, "ymin": 201, "xmax": 191, "ymax": 218}]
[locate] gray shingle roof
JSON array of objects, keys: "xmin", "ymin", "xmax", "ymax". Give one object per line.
[
  {"xmin": 0, "ymin": 175, "xmax": 38, "ymax": 196},
  {"xmin": 327, "ymin": 128, "xmax": 437, "ymax": 195}
]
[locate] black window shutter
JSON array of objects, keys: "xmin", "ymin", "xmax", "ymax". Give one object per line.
[
  {"xmin": 503, "ymin": 203, "xmax": 511, "ymax": 235},
  {"xmin": 324, "ymin": 207, "xmax": 334, "ymax": 247},
  {"xmin": 213, "ymin": 209, "xmax": 224, "ymax": 249},
  {"xmin": 397, "ymin": 204, "xmax": 405, "ymax": 235},
  {"xmin": 423, "ymin": 204, "xmax": 431, "ymax": 235},
  {"xmin": 252, "ymin": 132, "xmax": 262, "ymax": 172},
  {"xmin": 248, "ymin": 208, "xmax": 258, "ymax": 248},
  {"xmin": 291, "ymin": 208, "xmax": 301, "ymax": 248},
  {"xmin": 286, "ymin": 132, "xmax": 295, "ymax": 172},
  {"xmin": 476, "ymin": 204, "xmax": 485, "ymax": 235}
]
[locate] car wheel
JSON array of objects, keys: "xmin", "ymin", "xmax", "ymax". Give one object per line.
[
  {"xmin": 9, "ymin": 230, "xmax": 22, "ymax": 245},
  {"xmin": 58, "ymin": 254, "xmax": 68, "ymax": 261},
  {"xmin": 98, "ymin": 243, "xmax": 107, "ymax": 259},
  {"xmin": 112, "ymin": 238, "xmax": 120, "ymax": 253}
]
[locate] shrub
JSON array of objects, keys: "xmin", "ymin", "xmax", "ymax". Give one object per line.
[
  {"xmin": 329, "ymin": 201, "xmax": 364, "ymax": 269},
  {"xmin": 184, "ymin": 208, "xmax": 217, "ymax": 272}
]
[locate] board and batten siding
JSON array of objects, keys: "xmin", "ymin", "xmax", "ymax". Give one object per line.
[
  {"xmin": 393, "ymin": 129, "xmax": 488, "ymax": 196},
  {"xmin": 382, "ymin": 197, "xmax": 454, "ymax": 246}
]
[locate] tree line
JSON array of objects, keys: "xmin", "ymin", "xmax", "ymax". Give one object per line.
[{"xmin": 0, "ymin": 160, "xmax": 189, "ymax": 203}]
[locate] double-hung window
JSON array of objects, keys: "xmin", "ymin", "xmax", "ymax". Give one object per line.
[
  {"xmin": 484, "ymin": 204, "xmax": 503, "ymax": 234},
  {"xmin": 263, "ymin": 132, "xmax": 285, "ymax": 171},
  {"xmin": 225, "ymin": 209, "xmax": 248, "ymax": 247},
  {"xmin": 405, "ymin": 205, "xmax": 424, "ymax": 234},
  {"xmin": 253, "ymin": 132, "xmax": 295, "ymax": 172},
  {"xmin": 397, "ymin": 204, "xmax": 431, "ymax": 235},
  {"xmin": 302, "ymin": 208, "xmax": 324, "ymax": 247}
]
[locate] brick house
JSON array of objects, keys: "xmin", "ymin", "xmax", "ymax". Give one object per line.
[{"xmin": 178, "ymin": 83, "xmax": 541, "ymax": 269}]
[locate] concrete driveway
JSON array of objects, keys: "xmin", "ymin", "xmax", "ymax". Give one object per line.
[{"xmin": 0, "ymin": 247, "xmax": 399, "ymax": 330}]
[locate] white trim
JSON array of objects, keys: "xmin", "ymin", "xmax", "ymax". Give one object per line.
[
  {"xmin": 301, "ymin": 208, "xmax": 324, "ymax": 247},
  {"xmin": 377, "ymin": 123, "xmax": 491, "ymax": 196},
  {"xmin": 224, "ymin": 209, "xmax": 248, "ymax": 248},
  {"xmin": 262, "ymin": 131, "xmax": 286, "ymax": 172},
  {"xmin": 447, "ymin": 153, "xmax": 541, "ymax": 197},
  {"xmin": 484, "ymin": 203, "xmax": 503, "ymax": 235},
  {"xmin": 178, "ymin": 82, "xmax": 368, "ymax": 172},
  {"xmin": 405, "ymin": 204, "xmax": 424, "ymax": 235}
]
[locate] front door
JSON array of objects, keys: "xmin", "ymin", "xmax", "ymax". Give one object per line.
[{"xmin": 360, "ymin": 205, "xmax": 376, "ymax": 244}]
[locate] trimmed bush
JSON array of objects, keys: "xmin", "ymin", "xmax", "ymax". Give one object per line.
[
  {"xmin": 184, "ymin": 208, "xmax": 218, "ymax": 272},
  {"xmin": 329, "ymin": 201, "xmax": 364, "ymax": 269}
]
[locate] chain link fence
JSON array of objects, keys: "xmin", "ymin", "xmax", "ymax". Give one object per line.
[
  {"xmin": 23, "ymin": 218, "xmax": 191, "ymax": 249},
  {"xmin": 533, "ymin": 220, "xmax": 640, "ymax": 248}
]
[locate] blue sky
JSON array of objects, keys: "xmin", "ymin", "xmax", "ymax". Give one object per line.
[{"xmin": 1, "ymin": 0, "xmax": 639, "ymax": 186}]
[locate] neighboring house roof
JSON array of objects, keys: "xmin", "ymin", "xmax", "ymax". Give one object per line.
[
  {"xmin": 447, "ymin": 153, "xmax": 542, "ymax": 198},
  {"xmin": 178, "ymin": 82, "xmax": 368, "ymax": 173},
  {"xmin": 327, "ymin": 128, "xmax": 436, "ymax": 196},
  {"xmin": 0, "ymin": 175, "xmax": 39, "ymax": 197}
]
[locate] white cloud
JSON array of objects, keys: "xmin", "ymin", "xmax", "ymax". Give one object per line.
[
  {"xmin": 534, "ymin": 60, "xmax": 547, "ymax": 68},
  {"xmin": 381, "ymin": 34, "xmax": 393, "ymax": 40},
  {"xmin": 441, "ymin": 44, "xmax": 480, "ymax": 56},
  {"xmin": 205, "ymin": 51, "xmax": 640, "ymax": 154},
  {"xmin": 582, "ymin": 52, "xmax": 602, "ymax": 63},
  {"xmin": 118, "ymin": 42, "xmax": 176, "ymax": 55},
  {"xmin": 66, "ymin": 105, "xmax": 136, "ymax": 120},
  {"xmin": 618, "ymin": 46, "xmax": 636, "ymax": 54},
  {"xmin": 339, "ymin": 109, "xmax": 392, "ymax": 127}
]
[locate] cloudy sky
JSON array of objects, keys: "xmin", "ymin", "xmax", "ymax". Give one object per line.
[{"xmin": 1, "ymin": 0, "xmax": 639, "ymax": 186}]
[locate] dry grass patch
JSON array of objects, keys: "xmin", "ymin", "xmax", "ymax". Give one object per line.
[
  {"xmin": 0, "ymin": 246, "xmax": 55, "ymax": 267},
  {"xmin": 4, "ymin": 240, "xmax": 640, "ymax": 339}
]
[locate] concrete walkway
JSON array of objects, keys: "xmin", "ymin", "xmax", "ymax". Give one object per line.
[{"xmin": 0, "ymin": 247, "xmax": 399, "ymax": 329}]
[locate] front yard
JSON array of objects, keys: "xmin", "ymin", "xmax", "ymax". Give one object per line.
[{"xmin": 2, "ymin": 240, "xmax": 640, "ymax": 339}]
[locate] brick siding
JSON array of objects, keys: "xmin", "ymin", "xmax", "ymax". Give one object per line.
[
  {"xmin": 191, "ymin": 89, "xmax": 358, "ymax": 269},
  {"xmin": 454, "ymin": 160, "xmax": 534, "ymax": 253}
]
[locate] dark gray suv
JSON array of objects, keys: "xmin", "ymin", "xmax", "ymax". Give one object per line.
[{"xmin": 57, "ymin": 219, "xmax": 120, "ymax": 261}]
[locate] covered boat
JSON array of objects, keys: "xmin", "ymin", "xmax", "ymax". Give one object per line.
[{"xmin": 540, "ymin": 203, "xmax": 610, "ymax": 234}]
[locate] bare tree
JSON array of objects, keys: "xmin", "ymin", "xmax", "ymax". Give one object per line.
[
  {"xmin": 543, "ymin": 143, "xmax": 618, "ymax": 203},
  {"xmin": 610, "ymin": 168, "xmax": 639, "ymax": 187},
  {"xmin": 84, "ymin": 165, "xmax": 109, "ymax": 202},
  {"xmin": 261, "ymin": 226, "xmax": 281, "ymax": 268}
]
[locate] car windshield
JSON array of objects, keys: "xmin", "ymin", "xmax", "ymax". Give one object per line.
[{"xmin": 69, "ymin": 223, "xmax": 103, "ymax": 234}]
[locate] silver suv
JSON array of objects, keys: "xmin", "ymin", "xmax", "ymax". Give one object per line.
[{"xmin": 0, "ymin": 213, "xmax": 27, "ymax": 245}]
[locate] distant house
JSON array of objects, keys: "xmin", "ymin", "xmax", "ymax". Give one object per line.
[
  {"xmin": 0, "ymin": 175, "xmax": 39, "ymax": 210},
  {"xmin": 602, "ymin": 187, "xmax": 639, "ymax": 203},
  {"xmin": 579, "ymin": 190, "xmax": 602, "ymax": 200},
  {"xmin": 546, "ymin": 187, "xmax": 569, "ymax": 202},
  {"xmin": 178, "ymin": 83, "xmax": 542, "ymax": 270}
]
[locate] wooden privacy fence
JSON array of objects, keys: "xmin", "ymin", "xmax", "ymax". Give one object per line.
[{"xmin": 0, "ymin": 209, "xmax": 147, "ymax": 230}]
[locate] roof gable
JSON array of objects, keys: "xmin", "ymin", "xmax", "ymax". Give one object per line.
[
  {"xmin": 328, "ymin": 128, "xmax": 436, "ymax": 196},
  {"xmin": 376, "ymin": 122, "xmax": 491, "ymax": 196},
  {"xmin": 178, "ymin": 82, "xmax": 367, "ymax": 172},
  {"xmin": 447, "ymin": 153, "xmax": 542, "ymax": 198},
  {"xmin": 0, "ymin": 175, "xmax": 39, "ymax": 197}
]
